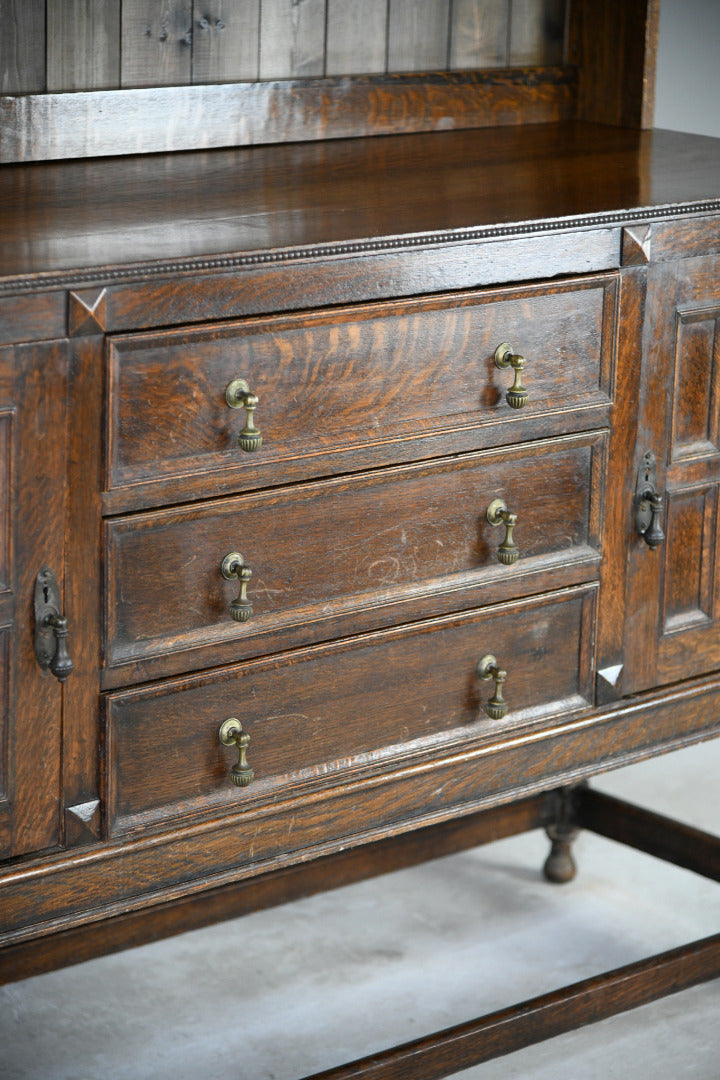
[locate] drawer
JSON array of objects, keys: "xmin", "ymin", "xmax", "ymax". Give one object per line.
[
  {"xmin": 105, "ymin": 431, "xmax": 606, "ymax": 682},
  {"xmin": 105, "ymin": 584, "xmax": 597, "ymax": 838},
  {"xmin": 105, "ymin": 275, "xmax": 617, "ymax": 510}
]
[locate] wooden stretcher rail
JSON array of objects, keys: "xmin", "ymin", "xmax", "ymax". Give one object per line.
[
  {"xmin": 301, "ymin": 933, "xmax": 720, "ymax": 1080},
  {"xmin": 574, "ymin": 787, "xmax": 720, "ymax": 880},
  {"xmin": 299, "ymin": 790, "xmax": 720, "ymax": 1079}
]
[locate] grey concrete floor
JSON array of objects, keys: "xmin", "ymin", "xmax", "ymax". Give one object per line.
[{"xmin": 1, "ymin": 739, "xmax": 719, "ymax": 1079}]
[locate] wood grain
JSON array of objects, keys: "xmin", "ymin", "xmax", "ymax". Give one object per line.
[
  {"xmin": 0, "ymin": 294, "xmax": 67, "ymax": 348},
  {"xmin": 388, "ymin": 0, "xmax": 451, "ymax": 72},
  {"xmin": 576, "ymin": 789, "xmax": 720, "ymax": 880},
  {"xmin": 5, "ymin": 124, "xmax": 718, "ymax": 285},
  {"xmin": 624, "ymin": 254, "xmax": 720, "ymax": 693},
  {"xmin": 191, "ymin": 0, "xmax": 260, "ymax": 82},
  {"xmin": 106, "ymin": 277, "xmax": 613, "ymax": 494},
  {"xmin": 568, "ymin": 0, "xmax": 659, "ymax": 128},
  {"xmin": 0, "ymin": 0, "xmax": 580, "ymax": 100},
  {"xmin": 0, "ymin": 0, "xmax": 45, "ymax": 94},
  {"xmin": 5, "ymin": 662, "xmax": 720, "ymax": 947},
  {"xmin": 0, "ymin": 67, "xmax": 577, "ymax": 162},
  {"xmin": 104, "ymin": 435, "xmax": 603, "ymax": 679},
  {"xmin": 449, "ymin": 0, "xmax": 509, "ymax": 69},
  {"xmin": 106, "ymin": 588, "xmax": 594, "ymax": 836},
  {"xmin": 0, "ymin": 9, "xmax": 719, "ymax": 1074},
  {"xmin": 61, "ymin": 337, "xmax": 104, "ymax": 848},
  {"xmin": 259, "ymin": 0, "xmax": 327, "ymax": 79},
  {"xmin": 120, "ymin": 0, "xmax": 193, "ymax": 87},
  {"xmin": 0, "ymin": 794, "xmax": 553, "ymax": 982},
  {"xmin": 509, "ymin": 0, "xmax": 566, "ymax": 66},
  {"xmin": 301, "ymin": 936, "xmax": 720, "ymax": 1078},
  {"xmin": 594, "ymin": 266, "xmax": 644, "ymax": 702},
  {"xmin": 326, "ymin": 0, "xmax": 388, "ymax": 76},
  {"xmin": 46, "ymin": 0, "xmax": 121, "ymax": 91},
  {"xmin": 0, "ymin": 342, "xmax": 68, "ymax": 859}
]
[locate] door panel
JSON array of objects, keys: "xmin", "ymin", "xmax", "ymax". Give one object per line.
[
  {"xmin": 0, "ymin": 341, "xmax": 68, "ymax": 859},
  {"xmin": 624, "ymin": 255, "xmax": 720, "ymax": 692}
]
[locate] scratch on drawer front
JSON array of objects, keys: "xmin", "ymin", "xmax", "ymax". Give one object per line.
[
  {"xmin": 367, "ymin": 556, "xmax": 401, "ymax": 585},
  {"xmin": 254, "ymin": 578, "xmax": 285, "ymax": 599}
]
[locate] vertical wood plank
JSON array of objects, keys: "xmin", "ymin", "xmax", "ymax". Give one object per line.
[
  {"xmin": 121, "ymin": 0, "xmax": 193, "ymax": 88},
  {"xmin": 0, "ymin": 0, "xmax": 45, "ymax": 93},
  {"xmin": 259, "ymin": 0, "xmax": 327, "ymax": 80},
  {"xmin": 449, "ymin": 0, "xmax": 509, "ymax": 69},
  {"xmin": 192, "ymin": 1, "xmax": 260, "ymax": 83},
  {"xmin": 388, "ymin": 0, "xmax": 451, "ymax": 72},
  {"xmin": 568, "ymin": 0, "xmax": 658, "ymax": 128},
  {"xmin": 509, "ymin": 0, "xmax": 566, "ymax": 66},
  {"xmin": 46, "ymin": 0, "xmax": 121, "ymax": 91},
  {"xmin": 326, "ymin": 0, "xmax": 387, "ymax": 76}
]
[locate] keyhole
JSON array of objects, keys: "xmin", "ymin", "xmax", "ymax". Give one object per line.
[{"xmin": 43, "ymin": 585, "xmax": 50, "ymax": 604}]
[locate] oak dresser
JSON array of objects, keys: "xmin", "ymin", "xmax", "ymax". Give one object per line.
[{"xmin": 1, "ymin": 2, "xmax": 719, "ymax": 1075}]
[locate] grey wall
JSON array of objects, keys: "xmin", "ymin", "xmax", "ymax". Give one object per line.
[{"xmin": 655, "ymin": 0, "xmax": 720, "ymax": 136}]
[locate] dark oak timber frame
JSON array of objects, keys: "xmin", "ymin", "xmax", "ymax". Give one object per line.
[
  {"xmin": 296, "ymin": 789, "xmax": 720, "ymax": 1079},
  {"xmin": 2, "ymin": 786, "xmax": 718, "ymax": 1079},
  {"xmin": 2, "ymin": 1, "xmax": 720, "ymax": 1076},
  {"xmin": 0, "ymin": 67, "xmax": 576, "ymax": 163}
]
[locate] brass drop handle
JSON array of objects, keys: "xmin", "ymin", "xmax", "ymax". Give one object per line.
[
  {"xmin": 34, "ymin": 568, "xmax": 74, "ymax": 682},
  {"xmin": 635, "ymin": 451, "xmax": 665, "ymax": 549},
  {"xmin": 225, "ymin": 378, "xmax": 262, "ymax": 452},
  {"xmin": 221, "ymin": 552, "xmax": 253, "ymax": 622},
  {"xmin": 486, "ymin": 498, "xmax": 519, "ymax": 564},
  {"xmin": 477, "ymin": 654, "xmax": 508, "ymax": 719},
  {"xmin": 219, "ymin": 718, "xmax": 254, "ymax": 788},
  {"xmin": 494, "ymin": 343, "xmax": 528, "ymax": 409},
  {"xmin": 640, "ymin": 491, "xmax": 665, "ymax": 548}
]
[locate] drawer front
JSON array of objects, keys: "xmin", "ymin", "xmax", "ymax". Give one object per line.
[
  {"xmin": 106, "ymin": 275, "xmax": 617, "ymax": 507},
  {"xmin": 105, "ymin": 431, "xmax": 606, "ymax": 679},
  {"xmin": 105, "ymin": 584, "xmax": 597, "ymax": 838}
]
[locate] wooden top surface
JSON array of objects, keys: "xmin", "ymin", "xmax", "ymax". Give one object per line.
[{"xmin": 1, "ymin": 122, "xmax": 719, "ymax": 285}]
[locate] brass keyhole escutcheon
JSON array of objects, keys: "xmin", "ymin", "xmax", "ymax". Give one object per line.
[
  {"xmin": 219, "ymin": 718, "xmax": 254, "ymax": 788},
  {"xmin": 494, "ymin": 343, "xmax": 528, "ymax": 409},
  {"xmin": 487, "ymin": 498, "xmax": 519, "ymax": 564},
  {"xmin": 477, "ymin": 654, "xmax": 508, "ymax": 719},
  {"xmin": 221, "ymin": 552, "xmax": 253, "ymax": 623},
  {"xmin": 225, "ymin": 378, "xmax": 262, "ymax": 452}
]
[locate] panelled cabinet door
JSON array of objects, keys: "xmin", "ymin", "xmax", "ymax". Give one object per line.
[
  {"xmin": 624, "ymin": 255, "xmax": 720, "ymax": 693},
  {"xmin": 0, "ymin": 341, "xmax": 68, "ymax": 860}
]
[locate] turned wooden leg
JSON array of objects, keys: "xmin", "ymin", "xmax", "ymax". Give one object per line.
[
  {"xmin": 543, "ymin": 786, "xmax": 582, "ymax": 883},
  {"xmin": 543, "ymin": 822, "xmax": 580, "ymax": 883}
]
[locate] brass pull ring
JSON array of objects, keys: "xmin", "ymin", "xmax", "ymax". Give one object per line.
[
  {"xmin": 477, "ymin": 654, "xmax": 508, "ymax": 719},
  {"xmin": 225, "ymin": 378, "xmax": 262, "ymax": 452},
  {"xmin": 219, "ymin": 718, "xmax": 254, "ymax": 788},
  {"xmin": 221, "ymin": 552, "xmax": 253, "ymax": 623},
  {"xmin": 487, "ymin": 498, "xmax": 519, "ymax": 564},
  {"xmin": 494, "ymin": 343, "xmax": 528, "ymax": 409}
]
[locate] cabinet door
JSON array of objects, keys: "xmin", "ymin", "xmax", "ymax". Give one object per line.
[
  {"xmin": 0, "ymin": 342, "xmax": 68, "ymax": 859},
  {"xmin": 624, "ymin": 255, "xmax": 720, "ymax": 693}
]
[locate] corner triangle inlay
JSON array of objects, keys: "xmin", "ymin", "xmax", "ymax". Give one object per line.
[
  {"xmin": 69, "ymin": 288, "xmax": 108, "ymax": 336},
  {"xmin": 65, "ymin": 798, "xmax": 101, "ymax": 844},
  {"xmin": 621, "ymin": 225, "xmax": 652, "ymax": 265},
  {"xmin": 598, "ymin": 663, "xmax": 624, "ymax": 687},
  {"xmin": 67, "ymin": 798, "xmax": 100, "ymax": 823}
]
